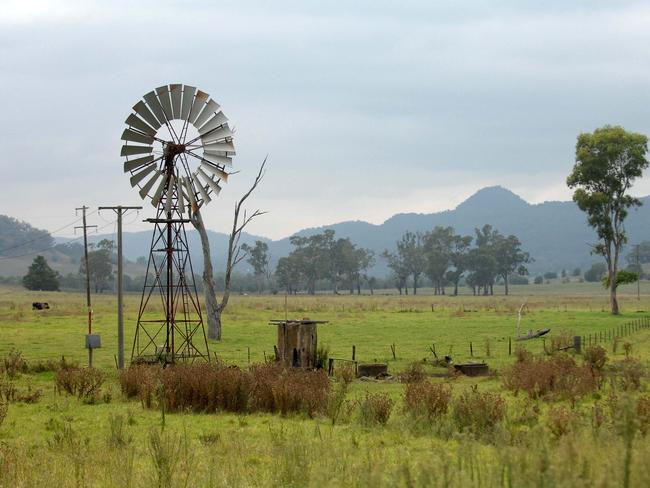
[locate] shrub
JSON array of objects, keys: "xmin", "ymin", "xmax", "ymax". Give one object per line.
[
  {"xmin": 399, "ymin": 362, "xmax": 427, "ymax": 383},
  {"xmin": 534, "ymin": 276, "xmax": 544, "ymax": 285},
  {"xmin": 452, "ymin": 386, "xmax": 505, "ymax": 434},
  {"xmin": 55, "ymin": 367, "xmax": 106, "ymax": 401},
  {"xmin": 503, "ymin": 352, "xmax": 597, "ymax": 403},
  {"xmin": 546, "ymin": 406, "xmax": 577, "ymax": 438},
  {"xmin": 326, "ymin": 364, "xmax": 354, "ymax": 425},
  {"xmin": 315, "ymin": 344, "xmax": 329, "ymax": 370},
  {"xmin": 121, "ymin": 362, "xmax": 330, "ymax": 417},
  {"xmin": 616, "ymin": 358, "xmax": 644, "ymax": 391},
  {"xmin": 358, "ymin": 392, "xmax": 394, "ymax": 426},
  {"xmin": 0, "ymin": 402, "xmax": 7, "ymax": 428},
  {"xmin": 119, "ymin": 364, "xmax": 161, "ymax": 408},
  {"xmin": 403, "ymin": 380, "xmax": 452, "ymax": 420},
  {"xmin": 584, "ymin": 345, "xmax": 607, "ymax": 372},
  {"xmin": 636, "ymin": 396, "xmax": 650, "ymax": 436},
  {"xmin": 2, "ymin": 349, "xmax": 28, "ymax": 379}
]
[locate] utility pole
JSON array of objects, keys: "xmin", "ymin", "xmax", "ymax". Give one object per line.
[
  {"xmin": 75, "ymin": 206, "xmax": 97, "ymax": 367},
  {"xmin": 98, "ymin": 205, "xmax": 141, "ymax": 369}
]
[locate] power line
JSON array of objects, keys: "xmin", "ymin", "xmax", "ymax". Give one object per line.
[
  {"xmin": 0, "ymin": 211, "xmax": 97, "ymax": 256},
  {"xmin": 0, "ymin": 214, "xmax": 128, "ymax": 261}
]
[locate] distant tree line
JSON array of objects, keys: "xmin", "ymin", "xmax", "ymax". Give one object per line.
[{"xmin": 382, "ymin": 224, "xmax": 530, "ymax": 296}]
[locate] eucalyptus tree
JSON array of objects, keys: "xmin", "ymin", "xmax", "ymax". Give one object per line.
[{"xmin": 567, "ymin": 125, "xmax": 649, "ymax": 314}]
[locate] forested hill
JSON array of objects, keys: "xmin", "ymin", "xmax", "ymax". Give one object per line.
[
  {"xmin": 0, "ymin": 216, "xmax": 53, "ymax": 258},
  {"xmin": 268, "ymin": 186, "xmax": 650, "ymax": 274},
  {"xmin": 4, "ymin": 186, "xmax": 650, "ymax": 277}
]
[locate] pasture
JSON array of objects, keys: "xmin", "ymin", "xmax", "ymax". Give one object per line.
[{"xmin": 1, "ymin": 283, "xmax": 650, "ymax": 487}]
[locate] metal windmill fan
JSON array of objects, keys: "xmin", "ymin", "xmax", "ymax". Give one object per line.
[
  {"xmin": 121, "ymin": 83, "xmax": 235, "ymax": 213},
  {"xmin": 122, "ymin": 83, "xmax": 233, "ymax": 364}
]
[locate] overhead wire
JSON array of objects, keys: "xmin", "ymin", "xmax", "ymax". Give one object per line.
[
  {"xmin": 0, "ymin": 210, "xmax": 97, "ymax": 256},
  {"xmin": 0, "ymin": 211, "xmax": 130, "ymax": 261}
]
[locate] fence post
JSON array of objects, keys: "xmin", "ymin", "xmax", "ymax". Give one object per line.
[
  {"xmin": 352, "ymin": 345, "xmax": 356, "ymax": 361},
  {"xmin": 470, "ymin": 342, "xmax": 473, "ymax": 357},
  {"xmin": 573, "ymin": 336, "xmax": 582, "ymax": 354},
  {"xmin": 508, "ymin": 337, "xmax": 512, "ymax": 356}
]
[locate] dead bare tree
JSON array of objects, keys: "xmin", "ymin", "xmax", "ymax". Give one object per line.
[{"xmin": 191, "ymin": 157, "xmax": 267, "ymax": 340}]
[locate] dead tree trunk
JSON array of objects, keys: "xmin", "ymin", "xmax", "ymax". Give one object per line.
[{"xmin": 190, "ymin": 158, "xmax": 268, "ymax": 341}]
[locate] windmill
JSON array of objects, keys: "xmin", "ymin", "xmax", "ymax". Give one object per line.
[{"xmin": 120, "ymin": 84, "xmax": 235, "ymax": 363}]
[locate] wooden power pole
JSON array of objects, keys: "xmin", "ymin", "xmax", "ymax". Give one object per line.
[
  {"xmin": 75, "ymin": 206, "xmax": 97, "ymax": 367},
  {"xmin": 98, "ymin": 205, "xmax": 141, "ymax": 369}
]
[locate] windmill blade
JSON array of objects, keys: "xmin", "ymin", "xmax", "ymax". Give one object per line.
[
  {"xmin": 198, "ymin": 111, "xmax": 228, "ymax": 135},
  {"xmin": 200, "ymin": 161, "xmax": 229, "ymax": 182},
  {"xmin": 192, "ymin": 173, "xmax": 212, "ymax": 204},
  {"xmin": 180, "ymin": 85, "xmax": 196, "ymax": 121},
  {"xmin": 125, "ymin": 113, "xmax": 157, "ymax": 136},
  {"xmin": 144, "ymin": 91, "xmax": 168, "ymax": 126},
  {"xmin": 201, "ymin": 153, "xmax": 233, "ymax": 167},
  {"xmin": 200, "ymin": 124, "xmax": 233, "ymax": 144},
  {"xmin": 183, "ymin": 176, "xmax": 198, "ymax": 211},
  {"xmin": 194, "ymin": 99, "xmax": 221, "ymax": 129},
  {"xmin": 130, "ymin": 164, "xmax": 156, "ymax": 187},
  {"xmin": 124, "ymin": 155, "xmax": 155, "ymax": 173},
  {"xmin": 121, "ymin": 144, "xmax": 153, "ymax": 157},
  {"xmin": 177, "ymin": 178, "xmax": 186, "ymax": 214},
  {"xmin": 133, "ymin": 101, "xmax": 162, "ymax": 130},
  {"xmin": 150, "ymin": 173, "xmax": 168, "ymax": 207},
  {"xmin": 164, "ymin": 175, "xmax": 175, "ymax": 213},
  {"xmin": 121, "ymin": 128, "xmax": 154, "ymax": 145},
  {"xmin": 155, "ymin": 86, "xmax": 174, "ymax": 121},
  {"xmin": 170, "ymin": 84, "xmax": 182, "ymax": 119},
  {"xmin": 197, "ymin": 167, "xmax": 223, "ymax": 196},
  {"xmin": 188, "ymin": 90, "xmax": 209, "ymax": 125},
  {"xmin": 203, "ymin": 141, "xmax": 235, "ymax": 154}
]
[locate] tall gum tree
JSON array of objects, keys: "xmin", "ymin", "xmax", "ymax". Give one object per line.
[{"xmin": 567, "ymin": 126, "xmax": 648, "ymax": 315}]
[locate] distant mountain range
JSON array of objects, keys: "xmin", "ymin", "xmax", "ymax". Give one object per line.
[{"xmin": 5, "ymin": 186, "xmax": 650, "ymax": 277}]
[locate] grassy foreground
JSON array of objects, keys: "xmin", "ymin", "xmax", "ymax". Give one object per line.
[{"xmin": 1, "ymin": 284, "xmax": 650, "ymax": 486}]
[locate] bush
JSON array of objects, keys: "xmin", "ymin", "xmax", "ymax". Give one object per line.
[
  {"xmin": 584, "ymin": 262, "xmax": 607, "ymax": 282},
  {"xmin": 120, "ymin": 362, "xmax": 330, "ymax": 417},
  {"xmin": 616, "ymin": 358, "xmax": 644, "ymax": 391},
  {"xmin": 119, "ymin": 364, "xmax": 161, "ymax": 408},
  {"xmin": 502, "ymin": 353, "xmax": 597, "ymax": 403},
  {"xmin": 358, "ymin": 392, "xmax": 394, "ymax": 426},
  {"xmin": 55, "ymin": 367, "xmax": 106, "ymax": 401},
  {"xmin": 543, "ymin": 272, "xmax": 558, "ymax": 280},
  {"xmin": 326, "ymin": 364, "xmax": 354, "ymax": 425},
  {"xmin": 584, "ymin": 345, "xmax": 607, "ymax": 372},
  {"xmin": 2, "ymin": 349, "xmax": 28, "ymax": 379},
  {"xmin": 546, "ymin": 406, "xmax": 577, "ymax": 438},
  {"xmin": 399, "ymin": 362, "xmax": 427, "ymax": 383},
  {"xmin": 510, "ymin": 275, "xmax": 529, "ymax": 285},
  {"xmin": 452, "ymin": 386, "xmax": 505, "ymax": 434},
  {"xmin": 403, "ymin": 380, "xmax": 452, "ymax": 421},
  {"xmin": 534, "ymin": 276, "xmax": 544, "ymax": 285},
  {"xmin": 636, "ymin": 396, "xmax": 650, "ymax": 436}
]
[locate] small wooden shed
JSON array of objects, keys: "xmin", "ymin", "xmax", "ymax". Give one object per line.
[{"xmin": 269, "ymin": 319, "xmax": 328, "ymax": 368}]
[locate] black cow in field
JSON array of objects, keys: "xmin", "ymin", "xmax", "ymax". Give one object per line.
[{"xmin": 32, "ymin": 302, "xmax": 49, "ymax": 310}]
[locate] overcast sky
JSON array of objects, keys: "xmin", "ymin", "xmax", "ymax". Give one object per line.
[{"xmin": 2, "ymin": 0, "xmax": 650, "ymax": 240}]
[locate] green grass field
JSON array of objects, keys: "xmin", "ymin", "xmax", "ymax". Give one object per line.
[{"xmin": 1, "ymin": 283, "xmax": 650, "ymax": 487}]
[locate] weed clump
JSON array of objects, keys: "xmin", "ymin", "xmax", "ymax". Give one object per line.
[
  {"xmin": 119, "ymin": 362, "xmax": 330, "ymax": 417},
  {"xmin": 55, "ymin": 367, "xmax": 106, "ymax": 402},
  {"xmin": 403, "ymin": 380, "xmax": 452, "ymax": 421},
  {"xmin": 358, "ymin": 391, "xmax": 394, "ymax": 426},
  {"xmin": 546, "ymin": 406, "xmax": 577, "ymax": 438},
  {"xmin": 1, "ymin": 349, "xmax": 28, "ymax": 378},
  {"xmin": 399, "ymin": 362, "xmax": 427, "ymax": 383},
  {"xmin": 452, "ymin": 386, "xmax": 505, "ymax": 435},
  {"xmin": 503, "ymin": 352, "xmax": 597, "ymax": 403}
]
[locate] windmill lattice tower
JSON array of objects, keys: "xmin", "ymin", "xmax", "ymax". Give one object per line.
[{"xmin": 119, "ymin": 84, "xmax": 235, "ymax": 363}]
